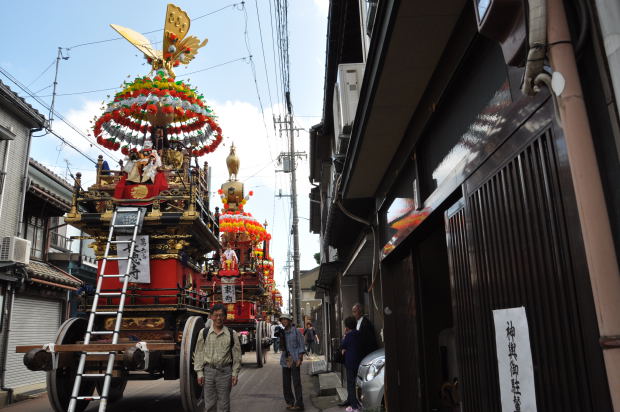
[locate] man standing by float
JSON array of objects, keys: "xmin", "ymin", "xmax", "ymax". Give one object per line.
[
  {"xmin": 279, "ymin": 313, "xmax": 306, "ymax": 410},
  {"xmin": 193, "ymin": 303, "xmax": 242, "ymax": 412}
]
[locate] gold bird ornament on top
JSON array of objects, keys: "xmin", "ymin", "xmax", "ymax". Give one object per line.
[
  {"xmin": 110, "ymin": 3, "xmax": 208, "ymax": 77},
  {"xmin": 226, "ymin": 144, "xmax": 240, "ymax": 181}
]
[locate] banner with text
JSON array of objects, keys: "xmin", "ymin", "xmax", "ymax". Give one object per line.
[
  {"xmin": 493, "ymin": 306, "xmax": 537, "ymax": 412},
  {"xmin": 117, "ymin": 235, "xmax": 150, "ymax": 283}
]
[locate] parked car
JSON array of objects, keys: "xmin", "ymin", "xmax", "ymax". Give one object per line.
[{"xmin": 356, "ymin": 348, "xmax": 385, "ymax": 411}]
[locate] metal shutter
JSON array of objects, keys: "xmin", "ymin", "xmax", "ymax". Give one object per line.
[{"xmin": 5, "ymin": 296, "xmax": 61, "ymax": 388}]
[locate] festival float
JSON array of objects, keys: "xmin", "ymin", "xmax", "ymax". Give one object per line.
[
  {"xmin": 14, "ymin": 4, "xmax": 280, "ymax": 412},
  {"xmin": 209, "ymin": 144, "xmax": 282, "ymax": 365}
]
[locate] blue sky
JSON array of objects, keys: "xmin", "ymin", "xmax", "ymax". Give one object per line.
[{"xmin": 1, "ymin": 0, "xmax": 328, "ymax": 305}]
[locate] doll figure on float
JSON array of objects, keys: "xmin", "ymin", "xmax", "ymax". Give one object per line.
[
  {"xmin": 123, "ymin": 140, "xmax": 162, "ymax": 184},
  {"xmin": 114, "ymin": 139, "xmax": 167, "ymax": 202},
  {"xmin": 221, "ymin": 243, "xmax": 239, "ymax": 272}
]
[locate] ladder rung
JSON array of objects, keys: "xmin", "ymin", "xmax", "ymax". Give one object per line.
[
  {"xmin": 89, "ymin": 331, "xmax": 114, "ymax": 335},
  {"xmin": 113, "ymin": 224, "xmax": 138, "ymax": 228},
  {"xmin": 104, "ymin": 256, "xmax": 130, "ymax": 261},
  {"xmin": 81, "ymin": 373, "xmax": 106, "ymax": 378},
  {"xmin": 110, "ymin": 240, "xmax": 134, "ymax": 244},
  {"xmin": 76, "ymin": 396, "xmax": 102, "ymax": 400},
  {"xmin": 101, "ymin": 274, "xmax": 125, "ymax": 278},
  {"xmin": 85, "ymin": 351, "xmax": 114, "ymax": 355},
  {"xmin": 98, "ymin": 292, "xmax": 122, "ymax": 296},
  {"xmin": 94, "ymin": 311, "xmax": 121, "ymax": 315}
]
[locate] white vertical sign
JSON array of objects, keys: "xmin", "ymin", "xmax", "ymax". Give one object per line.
[
  {"xmin": 221, "ymin": 284, "xmax": 236, "ymax": 303},
  {"xmin": 493, "ymin": 307, "xmax": 537, "ymax": 412},
  {"xmin": 117, "ymin": 235, "xmax": 150, "ymax": 283}
]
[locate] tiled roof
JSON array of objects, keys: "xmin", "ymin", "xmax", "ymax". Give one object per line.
[
  {"xmin": 0, "ymin": 80, "xmax": 45, "ymax": 127},
  {"xmin": 29, "ymin": 158, "xmax": 73, "ymax": 191},
  {"xmin": 26, "ymin": 260, "xmax": 82, "ymax": 288},
  {"xmin": 29, "ymin": 182, "xmax": 72, "ymax": 212}
]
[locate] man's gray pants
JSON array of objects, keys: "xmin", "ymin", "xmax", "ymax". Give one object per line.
[
  {"xmin": 203, "ymin": 365, "xmax": 232, "ymax": 412},
  {"xmin": 282, "ymin": 365, "xmax": 303, "ymax": 408}
]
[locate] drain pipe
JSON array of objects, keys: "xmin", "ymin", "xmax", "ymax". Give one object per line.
[
  {"xmin": 0, "ymin": 284, "xmax": 16, "ymax": 402},
  {"xmin": 546, "ymin": 0, "xmax": 620, "ymax": 407}
]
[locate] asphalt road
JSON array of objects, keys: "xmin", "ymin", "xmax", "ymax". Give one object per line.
[{"xmin": 3, "ymin": 352, "xmax": 323, "ymax": 412}]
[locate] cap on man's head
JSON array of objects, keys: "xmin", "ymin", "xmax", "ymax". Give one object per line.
[{"xmin": 279, "ymin": 313, "xmax": 292, "ymax": 321}]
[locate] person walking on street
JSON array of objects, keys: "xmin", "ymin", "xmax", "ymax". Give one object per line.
[
  {"xmin": 193, "ymin": 303, "xmax": 242, "ymax": 412},
  {"xmin": 303, "ymin": 322, "xmax": 319, "ymax": 356},
  {"xmin": 340, "ymin": 316, "xmax": 363, "ymax": 412},
  {"xmin": 280, "ymin": 313, "xmax": 306, "ymax": 410},
  {"xmin": 271, "ymin": 320, "xmax": 283, "ymax": 353}
]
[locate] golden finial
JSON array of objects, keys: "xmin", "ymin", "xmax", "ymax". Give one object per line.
[
  {"xmin": 110, "ymin": 4, "xmax": 208, "ymax": 77},
  {"xmin": 226, "ymin": 144, "xmax": 240, "ymax": 181}
]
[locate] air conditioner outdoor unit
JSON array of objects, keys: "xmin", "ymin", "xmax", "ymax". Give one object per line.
[
  {"xmin": 0, "ymin": 236, "xmax": 31, "ymax": 265},
  {"xmin": 333, "ymin": 63, "xmax": 365, "ymax": 153}
]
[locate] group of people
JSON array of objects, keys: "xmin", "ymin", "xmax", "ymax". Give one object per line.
[
  {"xmin": 338, "ymin": 303, "xmax": 378, "ymax": 412},
  {"xmin": 191, "ymin": 302, "xmax": 377, "ymax": 412}
]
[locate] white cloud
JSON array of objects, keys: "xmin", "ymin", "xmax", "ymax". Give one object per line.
[{"xmin": 313, "ymin": 0, "xmax": 329, "ymax": 16}]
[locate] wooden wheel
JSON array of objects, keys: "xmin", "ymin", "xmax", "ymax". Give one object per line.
[
  {"xmin": 180, "ymin": 316, "xmax": 205, "ymax": 412},
  {"xmin": 46, "ymin": 318, "xmax": 96, "ymax": 412},
  {"xmin": 256, "ymin": 321, "xmax": 264, "ymax": 367}
]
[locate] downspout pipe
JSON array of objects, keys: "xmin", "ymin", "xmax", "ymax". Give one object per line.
[
  {"xmin": 546, "ymin": 0, "xmax": 620, "ymax": 407},
  {"xmin": 16, "ymin": 126, "xmax": 42, "ymax": 237},
  {"xmin": 0, "ymin": 284, "xmax": 16, "ymax": 401},
  {"xmin": 0, "ymin": 140, "xmax": 11, "ymax": 223},
  {"xmin": 521, "ymin": 0, "xmax": 547, "ymax": 96}
]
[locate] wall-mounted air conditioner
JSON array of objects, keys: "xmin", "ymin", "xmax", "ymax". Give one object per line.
[
  {"xmin": 333, "ymin": 63, "xmax": 365, "ymax": 154},
  {"xmin": 0, "ymin": 236, "xmax": 31, "ymax": 265}
]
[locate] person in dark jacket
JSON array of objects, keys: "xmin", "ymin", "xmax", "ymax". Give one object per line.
[
  {"xmin": 352, "ymin": 302, "xmax": 378, "ymax": 357},
  {"xmin": 340, "ymin": 316, "xmax": 363, "ymax": 412}
]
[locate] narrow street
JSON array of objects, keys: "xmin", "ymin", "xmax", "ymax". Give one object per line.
[{"xmin": 3, "ymin": 352, "xmax": 326, "ymax": 412}]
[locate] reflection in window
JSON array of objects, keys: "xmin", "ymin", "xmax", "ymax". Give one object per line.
[
  {"xmin": 477, "ymin": 0, "xmax": 491, "ymax": 21},
  {"xmin": 25, "ymin": 215, "xmax": 45, "ymax": 259}
]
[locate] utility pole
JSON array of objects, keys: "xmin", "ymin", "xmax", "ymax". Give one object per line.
[
  {"xmin": 274, "ymin": 94, "xmax": 305, "ymax": 326},
  {"xmin": 49, "ymin": 47, "xmax": 69, "ymax": 130}
]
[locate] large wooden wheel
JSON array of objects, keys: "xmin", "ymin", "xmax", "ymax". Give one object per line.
[
  {"xmin": 255, "ymin": 321, "xmax": 267, "ymax": 367},
  {"xmin": 180, "ymin": 316, "xmax": 205, "ymax": 412},
  {"xmin": 46, "ymin": 318, "xmax": 96, "ymax": 412}
]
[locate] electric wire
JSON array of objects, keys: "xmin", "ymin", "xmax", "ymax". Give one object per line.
[
  {"xmin": 65, "ymin": 2, "xmax": 241, "ymax": 50},
  {"xmin": 27, "ymin": 60, "xmax": 56, "ymax": 87},
  {"xmin": 36, "ymin": 56, "xmax": 249, "ymax": 97},
  {"xmin": 253, "ymin": 0, "xmax": 274, "ymax": 110},
  {"xmin": 0, "ymin": 66, "xmax": 115, "ymax": 164},
  {"xmin": 268, "ymin": 0, "xmax": 285, "ymax": 118},
  {"xmin": 241, "ymin": 1, "xmax": 275, "ymax": 164}
]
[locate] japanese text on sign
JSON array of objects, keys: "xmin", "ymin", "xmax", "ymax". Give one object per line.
[
  {"xmin": 222, "ymin": 284, "xmax": 236, "ymax": 303},
  {"xmin": 117, "ymin": 235, "xmax": 150, "ymax": 283},
  {"xmin": 493, "ymin": 307, "xmax": 537, "ymax": 412}
]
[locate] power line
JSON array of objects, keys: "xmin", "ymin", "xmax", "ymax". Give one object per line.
[
  {"xmin": 0, "ymin": 66, "xmax": 116, "ymax": 164},
  {"xmin": 65, "ymin": 2, "xmax": 242, "ymax": 50},
  {"xmin": 253, "ymin": 0, "xmax": 274, "ymax": 110},
  {"xmin": 241, "ymin": 1, "xmax": 275, "ymax": 164},
  {"xmin": 27, "ymin": 60, "xmax": 56, "ymax": 87},
  {"xmin": 36, "ymin": 56, "xmax": 249, "ymax": 97},
  {"xmin": 268, "ymin": 0, "xmax": 285, "ymax": 118}
]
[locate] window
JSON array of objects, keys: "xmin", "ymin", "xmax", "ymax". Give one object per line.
[{"xmin": 25, "ymin": 215, "xmax": 46, "ymax": 259}]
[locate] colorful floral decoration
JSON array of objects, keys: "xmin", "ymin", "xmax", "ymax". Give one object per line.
[
  {"xmin": 217, "ymin": 211, "xmax": 271, "ymax": 242},
  {"xmin": 93, "ymin": 70, "xmax": 223, "ymax": 156}
]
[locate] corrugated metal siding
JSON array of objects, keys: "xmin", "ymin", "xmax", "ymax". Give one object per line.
[
  {"xmin": 0, "ymin": 106, "xmax": 31, "ymax": 238},
  {"xmin": 447, "ymin": 129, "xmax": 605, "ymax": 411},
  {"xmin": 5, "ymin": 296, "xmax": 61, "ymax": 388}
]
